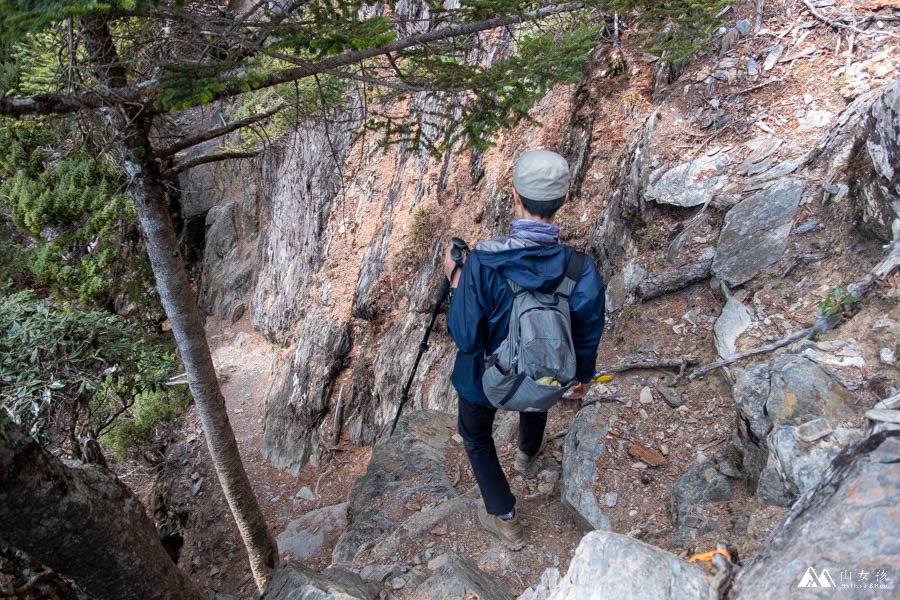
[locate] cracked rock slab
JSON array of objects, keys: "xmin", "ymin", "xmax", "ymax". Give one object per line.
[{"xmin": 712, "ymin": 178, "xmax": 804, "ymax": 286}]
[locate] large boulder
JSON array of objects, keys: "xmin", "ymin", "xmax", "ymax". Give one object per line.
[
  {"xmin": 277, "ymin": 503, "xmax": 348, "ymax": 560},
  {"xmin": 731, "ymin": 354, "xmax": 865, "ymax": 505},
  {"xmin": 262, "ymin": 314, "xmax": 352, "ymax": 474},
  {"xmin": 669, "ymin": 459, "xmax": 734, "ymax": 547},
  {"xmin": 734, "ymin": 431, "xmax": 900, "ymax": 598},
  {"xmin": 646, "ymin": 150, "xmax": 731, "ymax": 208},
  {"xmin": 262, "ymin": 563, "xmax": 376, "ymax": 600},
  {"xmin": 519, "ymin": 531, "xmax": 712, "ymax": 600},
  {"xmin": 711, "ymin": 178, "xmax": 804, "ymax": 286},
  {"xmin": 561, "ymin": 403, "xmax": 611, "ymax": 530},
  {"xmin": 331, "ymin": 410, "xmax": 458, "ymax": 567},
  {"xmin": 808, "ymin": 81, "xmax": 900, "ymax": 243},
  {"xmin": 414, "ymin": 553, "xmax": 512, "ymax": 600}
]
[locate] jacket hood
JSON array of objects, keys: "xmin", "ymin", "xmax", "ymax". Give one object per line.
[{"xmin": 474, "ymin": 237, "xmax": 571, "ymax": 292}]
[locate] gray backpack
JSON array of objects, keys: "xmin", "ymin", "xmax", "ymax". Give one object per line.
[{"xmin": 482, "ymin": 249, "xmax": 587, "ymax": 412}]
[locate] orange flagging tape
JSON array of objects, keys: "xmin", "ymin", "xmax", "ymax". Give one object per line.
[{"xmin": 688, "ymin": 548, "xmax": 732, "ymax": 567}]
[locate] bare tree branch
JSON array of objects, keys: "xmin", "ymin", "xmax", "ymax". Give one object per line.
[
  {"xmin": 163, "ymin": 150, "xmax": 260, "ymax": 177},
  {"xmin": 1, "ymin": 3, "xmax": 583, "ymax": 118},
  {"xmin": 801, "ymin": 0, "xmax": 900, "ymax": 39},
  {"xmin": 156, "ymin": 103, "xmax": 287, "ymax": 158}
]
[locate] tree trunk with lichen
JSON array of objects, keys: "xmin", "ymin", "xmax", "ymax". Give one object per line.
[{"xmin": 79, "ymin": 15, "xmax": 277, "ymax": 591}]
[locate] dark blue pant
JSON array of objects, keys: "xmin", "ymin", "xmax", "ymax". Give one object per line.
[{"xmin": 457, "ymin": 396, "xmax": 548, "ymax": 515}]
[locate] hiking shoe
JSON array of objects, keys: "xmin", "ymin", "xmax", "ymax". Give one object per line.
[
  {"xmin": 477, "ymin": 506, "xmax": 526, "ymax": 550},
  {"xmin": 514, "ymin": 449, "xmax": 540, "ymax": 474}
]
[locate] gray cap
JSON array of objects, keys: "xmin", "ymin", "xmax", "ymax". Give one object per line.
[{"xmin": 512, "ymin": 149, "xmax": 569, "ymax": 201}]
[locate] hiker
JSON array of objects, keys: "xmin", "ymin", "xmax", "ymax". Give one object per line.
[{"xmin": 443, "ymin": 149, "xmax": 606, "ymax": 549}]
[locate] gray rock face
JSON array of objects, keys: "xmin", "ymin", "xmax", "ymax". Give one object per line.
[
  {"xmin": 734, "ymin": 431, "xmax": 900, "ymax": 599},
  {"xmin": 194, "ymin": 152, "xmax": 264, "ymax": 321},
  {"xmin": 646, "ymin": 151, "xmax": 731, "ymax": 208},
  {"xmin": 712, "ymin": 178, "xmax": 804, "ymax": 286},
  {"xmin": 670, "ymin": 460, "xmax": 734, "ymax": 547},
  {"xmin": 262, "ymin": 315, "xmax": 352, "ymax": 474},
  {"xmin": 198, "ymin": 201, "xmax": 257, "ymax": 321},
  {"xmin": 351, "ymin": 220, "xmax": 393, "ymax": 320},
  {"xmin": 732, "ymin": 354, "xmax": 864, "ymax": 505},
  {"xmin": 262, "ymin": 563, "xmax": 376, "ymax": 600},
  {"xmin": 277, "ymin": 503, "xmax": 348, "ymax": 560},
  {"xmin": 588, "ymin": 111, "xmax": 657, "ymax": 285},
  {"xmin": 523, "ymin": 531, "xmax": 711, "ymax": 600},
  {"xmin": 604, "ymin": 260, "xmax": 646, "ymax": 313},
  {"xmin": 332, "ymin": 411, "xmax": 458, "ymax": 567},
  {"xmin": 768, "ymin": 424, "xmax": 865, "ymax": 501},
  {"xmin": 252, "ymin": 126, "xmax": 353, "ymax": 343},
  {"xmin": 370, "ymin": 313, "xmax": 456, "ymax": 429},
  {"xmin": 561, "ymin": 403, "xmax": 611, "ymax": 530},
  {"xmin": 849, "ymin": 80, "xmax": 900, "ymax": 242},
  {"xmin": 414, "ymin": 553, "xmax": 512, "ymax": 600}
]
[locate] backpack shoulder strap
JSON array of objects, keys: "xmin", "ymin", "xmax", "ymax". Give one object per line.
[{"xmin": 555, "ymin": 250, "xmax": 587, "ymax": 298}]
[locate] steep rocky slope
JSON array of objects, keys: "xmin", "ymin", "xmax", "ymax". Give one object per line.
[{"xmin": 158, "ymin": 1, "xmax": 898, "ymax": 598}]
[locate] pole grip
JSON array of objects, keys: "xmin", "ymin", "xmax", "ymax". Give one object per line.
[{"xmin": 434, "ymin": 276, "xmax": 451, "ymax": 306}]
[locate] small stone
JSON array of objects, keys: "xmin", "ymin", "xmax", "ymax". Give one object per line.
[
  {"xmin": 660, "ymin": 444, "xmax": 670, "ymax": 456},
  {"xmin": 639, "ymin": 408, "xmax": 649, "ymax": 420},
  {"xmin": 209, "ymin": 566, "xmax": 221, "ymax": 577},
  {"xmin": 880, "ymin": 348, "xmax": 896, "ymax": 365},
  {"xmin": 658, "ymin": 387, "xmax": 682, "ymax": 408},
  {"xmin": 633, "ymin": 462, "xmax": 648, "ymax": 470},
  {"xmin": 639, "ymin": 387, "xmax": 653, "ymax": 405},
  {"xmin": 796, "ymin": 417, "xmax": 834, "ymax": 443},
  {"xmin": 538, "ymin": 482, "xmax": 555, "ymax": 495},
  {"xmin": 191, "ymin": 471, "xmax": 200, "ymax": 481},
  {"xmin": 192, "ymin": 478, "xmax": 203, "ymax": 496},
  {"xmin": 451, "ymin": 434, "xmax": 463, "ymax": 444},
  {"xmin": 388, "ymin": 577, "xmax": 406, "ymax": 590},
  {"xmin": 427, "ymin": 554, "xmax": 449, "ymax": 571},
  {"xmin": 628, "ymin": 443, "xmax": 668, "ymax": 467},
  {"xmin": 295, "ymin": 486, "xmax": 316, "ymax": 502},
  {"xmin": 736, "ymin": 19, "xmax": 750, "ymax": 35},
  {"xmin": 603, "ymin": 492, "xmax": 619, "ymax": 508},
  {"xmin": 747, "ymin": 57, "xmax": 759, "ymax": 76},
  {"xmin": 803, "ymin": 92, "xmax": 814, "ymax": 105},
  {"xmin": 763, "ymin": 45, "xmax": 783, "ymax": 71},
  {"xmin": 794, "ymin": 219, "xmax": 819, "ymax": 234},
  {"xmin": 628, "ymin": 509, "xmax": 639, "ymax": 517},
  {"xmin": 797, "ymin": 110, "xmax": 833, "ymax": 131}
]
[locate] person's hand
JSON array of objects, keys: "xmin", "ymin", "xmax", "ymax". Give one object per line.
[
  {"xmin": 568, "ymin": 382, "xmax": 590, "ymax": 401},
  {"xmin": 443, "ymin": 243, "xmax": 466, "ymax": 288}
]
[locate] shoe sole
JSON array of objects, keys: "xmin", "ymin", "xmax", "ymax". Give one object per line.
[{"xmin": 477, "ymin": 510, "xmax": 526, "ymax": 551}]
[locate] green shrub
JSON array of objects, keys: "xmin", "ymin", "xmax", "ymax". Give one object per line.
[
  {"xmin": 0, "ymin": 121, "xmax": 151, "ymax": 306},
  {"xmin": 0, "ymin": 291, "xmax": 189, "ymax": 457}
]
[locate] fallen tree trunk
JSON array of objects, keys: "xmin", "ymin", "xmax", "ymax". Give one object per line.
[
  {"xmin": 0, "ymin": 427, "xmax": 204, "ymax": 600},
  {"xmin": 636, "ymin": 258, "xmax": 713, "ymax": 301},
  {"xmin": 598, "ymin": 356, "xmax": 699, "ymax": 376}
]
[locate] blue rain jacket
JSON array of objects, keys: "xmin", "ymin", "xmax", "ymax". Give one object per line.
[{"xmin": 446, "ymin": 239, "xmax": 606, "ymax": 407}]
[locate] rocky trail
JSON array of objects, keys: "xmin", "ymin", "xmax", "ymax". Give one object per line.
[{"xmin": 143, "ymin": 2, "xmax": 900, "ymax": 598}]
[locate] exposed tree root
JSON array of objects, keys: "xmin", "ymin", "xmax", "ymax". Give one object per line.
[{"xmin": 688, "ymin": 239, "xmax": 899, "ymax": 380}]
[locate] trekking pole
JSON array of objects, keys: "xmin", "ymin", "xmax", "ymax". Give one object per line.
[{"xmin": 389, "ymin": 237, "xmax": 469, "ymax": 436}]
